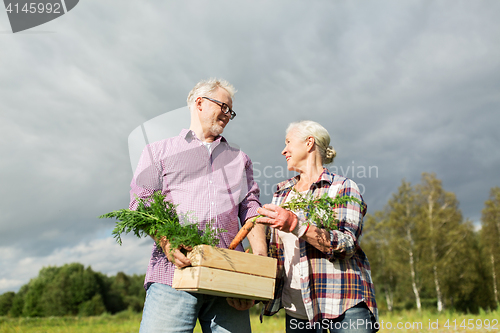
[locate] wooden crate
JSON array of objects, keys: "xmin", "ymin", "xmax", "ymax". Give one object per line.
[{"xmin": 172, "ymin": 245, "xmax": 277, "ymax": 300}]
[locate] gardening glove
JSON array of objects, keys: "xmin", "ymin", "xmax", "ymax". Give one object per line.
[{"xmin": 256, "ymin": 204, "xmax": 298, "ymax": 233}]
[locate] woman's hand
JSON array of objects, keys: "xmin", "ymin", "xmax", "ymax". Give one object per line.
[{"xmin": 256, "ymin": 204, "xmax": 298, "ymax": 233}]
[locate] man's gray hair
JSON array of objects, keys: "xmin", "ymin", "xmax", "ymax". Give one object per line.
[{"xmin": 187, "ymin": 78, "xmax": 237, "ymax": 111}]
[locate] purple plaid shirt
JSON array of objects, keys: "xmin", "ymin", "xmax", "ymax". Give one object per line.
[
  {"xmin": 263, "ymin": 168, "xmax": 378, "ymax": 322},
  {"xmin": 129, "ymin": 129, "xmax": 260, "ymax": 288}
]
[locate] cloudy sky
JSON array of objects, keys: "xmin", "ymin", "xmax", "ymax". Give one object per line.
[{"xmin": 1, "ymin": 1, "xmax": 499, "ymax": 294}]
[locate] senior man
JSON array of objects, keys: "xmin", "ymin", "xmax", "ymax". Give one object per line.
[{"xmin": 131, "ymin": 79, "xmax": 267, "ymax": 333}]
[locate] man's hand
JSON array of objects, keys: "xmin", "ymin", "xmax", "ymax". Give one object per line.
[
  {"xmin": 256, "ymin": 204, "xmax": 298, "ymax": 233},
  {"xmin": 157, "ymin": 236, "xmax": 192, "ymax": 268},
  {"xmin": 226, "ymin": 298, "xmax": 255, "ymax": 311}
]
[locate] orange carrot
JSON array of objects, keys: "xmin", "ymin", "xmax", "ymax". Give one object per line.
[{"xmin": 228, "ymin": 217, "xmax": 259, "ymax": 250}]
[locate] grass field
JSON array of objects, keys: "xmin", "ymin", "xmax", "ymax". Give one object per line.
[{"xmin": 1, "ymin": 308, "xmax": 498, "ymax": 332}]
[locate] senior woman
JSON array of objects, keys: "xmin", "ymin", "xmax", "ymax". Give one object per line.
[{"xmin": 256, "ymin": 120, "xmax": 378, "ymax": 333}]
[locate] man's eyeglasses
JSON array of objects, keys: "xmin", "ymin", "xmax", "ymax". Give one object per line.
[{"xmin": 202, "ymin": 97, "xmax": 236, "ymax": 120}]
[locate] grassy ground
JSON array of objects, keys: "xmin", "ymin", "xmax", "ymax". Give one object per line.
[
  {"xmin": 0, "ymin": 309, "xmax": 286, "ymax": 333},
  {"xmin": 1, "ymin": 308, "xmax": 498, "ymax": 332},
  {"xmin": 0, "ymin": 313, "xmax": 141, "ymax": 333},
  {"xmin": 378, "ymin": 308, "xmax": 499, "ymax": 332}
]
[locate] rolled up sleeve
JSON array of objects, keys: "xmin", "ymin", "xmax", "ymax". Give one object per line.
[
  {"xmin": 327, "ymin": 178, "xmax": 367, "ymax": 261},
  {"xmin": 129, "ymin": 143, "xmax": 163, "ymax": 210},
  {"xmin": 238, "ymin": 156, "xmax": 261, "ymax": 223}
]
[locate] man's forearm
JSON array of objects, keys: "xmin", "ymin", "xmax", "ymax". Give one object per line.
[{"xmin": 247, "ymin": 223, "xmax": 267, "ymax": 255}]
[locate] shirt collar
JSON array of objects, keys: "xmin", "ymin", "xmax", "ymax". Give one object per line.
[
  {"xmin": 180, "ymin": 128, "xmax": 226, "ymax": 144},
  {"xmin": 276, "ymin": 168, "xmax": 333, "ymax": 192}
]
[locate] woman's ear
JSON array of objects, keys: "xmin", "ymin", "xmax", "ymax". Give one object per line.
[{"xmin": 306, "ymin": 136, "xmax": 315, "ymax": 152}]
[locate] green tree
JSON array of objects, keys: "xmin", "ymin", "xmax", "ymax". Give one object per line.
[
  {"xmin": 363, "ymin": 211, "xmax": 397, "ymax": 311},
  {"xmin": 0, "ymin": 292, "xmax": 15, "ymax": 316},
  {"xmin": 8, "ymin": 285, "xmax": 27, "ymax": 317},
  {"xmin": 30, "ymin": 266, "xmax": 62, "ymax": 316},
  {"xmin": 102, "ymin": 272, "xmax": 146, "ymax": 313},
  {"xmin": 416, "ymin": 173, "xmax": 478, "ymax": 312},
  {"xmin": 364, "ymin": 174, "xmax": 490, "ymax": 313},
  {"xmin": 387, "ymin": 180, "xmax": 423, "ymax": 311},
  {"xmin": 363, "ymin": 180, "xmax": 430, "ymax": 311},
  {"xmin": 78, "ymin": 293, "xmax": 106, "ymax": 316},
  {"xmin": 120, "ymin": 273, "xmax": 146, "ymax": 312},
  {"xmin": 22, "ymin": 275, "xmax": 47, "ymax": 317},
  {"xmin": 3, "ymin": 264, "xmax": 146, "ymax": 317},
  {"xmin": 40, "ymin": 263, "xmax": 103, "ymax": 316},
  {"xmin": 442, "ymin": 227, "xmax": 492, "ymax": 312},
  {"xmin": 362, "ymin": 180, "xmax": 425, "ymax": 312},
  {"xmin": 481, "ymin": 187, "xmax": 500, "ymax": 309}
]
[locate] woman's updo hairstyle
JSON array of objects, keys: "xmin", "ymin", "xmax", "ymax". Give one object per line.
[{"xmin": 286, "ymin": 120, "xmax": 337, "ymax": 165}]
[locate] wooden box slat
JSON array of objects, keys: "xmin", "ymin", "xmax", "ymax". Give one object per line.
[
  {"xmin": 186, "ymin": 245, "xmax": 276, "ymax": 278},
  {"xmin": 172, "ymin": 245, "xmax": 277, "ymax": 300},
  {"xmin": 172, "ymin": 266, "xmax": 275, "ymax": 301}
]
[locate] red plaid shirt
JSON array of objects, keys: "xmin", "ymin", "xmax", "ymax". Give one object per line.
[
  {"xmin": 263, "ymin": 168, "xmax": 378, "ymax": 322},
  {"xmin": 129, "ymin": 129, "xmax": 260, "ymax": 288}
]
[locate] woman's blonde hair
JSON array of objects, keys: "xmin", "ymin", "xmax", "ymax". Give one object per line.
[{"xmin": 286, "ymin": 120, "xmax": 336, "ymax": 165}]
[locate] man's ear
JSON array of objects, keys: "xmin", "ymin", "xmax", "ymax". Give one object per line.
[{"xmin": 195, "ymin": 97, "xmax": 203, "ymax": 111}]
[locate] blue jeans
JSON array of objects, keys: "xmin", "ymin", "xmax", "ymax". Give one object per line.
[
  {"xmin": 139, "ymin": 283, "xmax": 251, "ymax": 333},
  {"xmin": 286, "ymin": 303, "xmax": 378, "ymax": 333}
]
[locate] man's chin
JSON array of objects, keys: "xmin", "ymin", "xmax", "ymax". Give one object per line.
[{"xmin": 210, "ymin": 125, "xmax": 225, "ymax": 137}]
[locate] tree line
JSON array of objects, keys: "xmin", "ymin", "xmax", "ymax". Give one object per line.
[
  {"xmin": 361, "ymin": 172, "xmax": 500, "ymax": 313},
  {"xmin": 0, "ymin": 263, "xmax": 145, "ymax": 317}
]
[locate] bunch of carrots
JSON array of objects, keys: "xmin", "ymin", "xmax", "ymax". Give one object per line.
[
  {"xmin": 228, "ymin": 191, "xmax": 361, "ymax": 250},
  {"xmin": 100, "ymin": 190, "xmax": 360, "ymax": 254},
  {"xmin": 99, "ymin": 191, "xmax": 225, "ymax": 255}
]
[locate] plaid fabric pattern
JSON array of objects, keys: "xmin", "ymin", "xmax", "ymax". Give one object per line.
[
  {"xmin": 263, "ymin": 168, "xmax": 378, "ymax": 322},
  {"xmin": 129, "ymin": 129, "xmax": 260, "ymax": 288}
]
